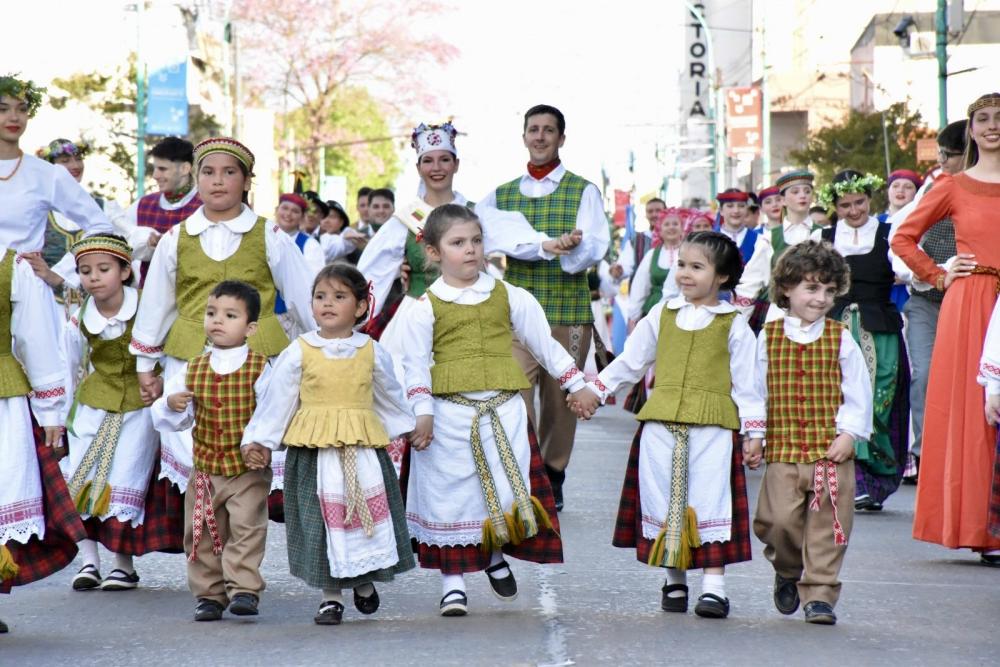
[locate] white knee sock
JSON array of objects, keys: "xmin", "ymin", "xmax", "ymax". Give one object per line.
[
  {"xmin": 664, "ymin": 568, "xmax": 688, "ymax": 597},
  {"xmin": 79, "ymin": 539, "xmax": 99, "ymax": 568},
  {"xmin": 701, "ymin": 572, "xmax": 726, "ymax": 599},
  {"xmin": 486, "ymin": 550, "xmax": 510, "ymax": 579},
  {"xmin": 114, "ymin": 553, "xmax": 135, "ymax": 574},
  {"xmin": 354, "ymin": 582, "xmax": 375, "ymax": 598},
  {"xmin": 321, "ymin": 588, "xmax": 344, "ymax": 605},
  {"xmin": 441, "ymin": 574, "xmax": 466, "ymax": 600}
]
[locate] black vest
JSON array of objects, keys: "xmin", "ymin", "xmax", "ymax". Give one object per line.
[{"xmin": 822, "ymin": 221, "xmax": 902, "ymax": 333}]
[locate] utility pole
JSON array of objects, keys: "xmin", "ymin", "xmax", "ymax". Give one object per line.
[
  {"xmin": 760, "ymin": 22, "xmax": 771, "ymax": 186},
  {"xmin": 135, "ymin": 0, "xmax": 146, "ymax": 196},
  {"xmin": 684, "ymin": 2, "xmax": 718, "ymax": 199},
  {"xmin": 936, "ymin": 0, "xmax": 949, "ymax": 129}
]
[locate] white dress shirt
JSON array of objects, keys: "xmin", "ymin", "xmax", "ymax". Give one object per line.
[{"xmin": 123, "ymin": 188, "xmax": 201, "ymax": 262}]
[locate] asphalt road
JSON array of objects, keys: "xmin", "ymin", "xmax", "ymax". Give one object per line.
[{"xmin": 1, "ymin": 406, "xmax": 996, "ymax": 666}]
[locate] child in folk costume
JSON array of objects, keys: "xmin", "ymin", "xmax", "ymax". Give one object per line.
[
  {"xmin": 130, "ymin": 138, "xmax": 315, "ymax": 502},
  {"xmin": 151, "ymin": 281, "xmax": 273, "ymax": 621},
  {"xmin": 715, "ymin": 190, "xmax": 759, "ymax": 266},
  {"xmin": 573, "ymin": 231, "xmax": 765, "ymax": 620},
  {"xmin": 243, "ymin": 263, "xmax": 415, "ymax": 626},
  {"xmin": 752, "ymin": 241, "xmax": 873, "ymax": 626},
  {"xmin": 979, "ymin": 297, "xmax": 1000, "ymax": 544},
  {"xmin": 63, "ymin": 235, "xmax": 180, "ymax": 593},
  {"xmin": 0, "ymin": 241, "xmax": 85, "ymax": 634},
  {"xmin": 400, "ymin": 204, "xmax": 587, "ymax": 617}
]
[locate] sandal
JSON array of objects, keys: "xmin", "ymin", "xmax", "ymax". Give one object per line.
[
  {"xmin": 72, "ymin": 564, "xmax": 102, "ymax": 591},
  {"xmin": 314, "ymin": 600, "xmax": 344, "ymax": 625}
]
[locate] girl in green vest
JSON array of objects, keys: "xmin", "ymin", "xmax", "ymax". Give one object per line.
[
  {"xmin": 63, "ymin": 234, "xmax": 174, "ymax": 592},
  {"xmin": 579, "ymin": 231, "xmax": 766, "ymax": 620}
]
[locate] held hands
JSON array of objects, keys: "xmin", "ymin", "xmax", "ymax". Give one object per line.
[
  {"xmin": 567, "ymin": 387, "xmax": 600, "ymax": 420},
  {"xmin": 137, "ymin": 371, "xmax": 163, "ymax": 405},
  {"xmin": 241, "ymin": 443, "xmax": 272, "ymax": 470},
  {"xmin": 341, "ymin": 227, "xmax": 368, "ymax": 249},
  {"xmin": 410, "ymin": 415, "xmax": 434, "ymax": 451},
  {"xmin": 541, "ymin": 230, "xmax": 583, "ymax": 256},
  {"xmin": 148, "ymin": 231, "xmax": 162, "ymax": 249},
  {"xmin": 43, "ymin": 425, "xmax": 67, "ymax": 458},
  {"xmin": 742, "ymin": 437, "xmax": 763, "ymax": 469},
  {"xmin": 986, "ymin": 394, "xmax": 1000, "ymax": 426},
  {"xmin": 944, "ymin": 253, "xmax": 976, "ymax": 290},
  {"xmin": 609, "ymin": 264, "xmax": 624, "ymax": 280},
  {"xmin": 21, "ymin": 252, "xmax": 65, "ymax": 289},
  {"xmin": 166, "ymin": 391, "xmax": 194, "ymax": 413},
  {"xmin": 825, "ymin": 432, "xmax": 855, "ymax": 463}
]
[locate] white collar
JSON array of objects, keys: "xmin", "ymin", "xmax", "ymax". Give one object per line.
[
  {"xmin": 666, "ymin": 295, "xmax": 736, "ymax": 314},
  {"xmin": 301, "ymin": 330, "xmax": 369, "ymax": 348},
  {"xmin": 209, "ymin": 343, "xmax": 249, "ymax": 363},
  {"xmin": 184, "ymin": 204, "xmax": 258, "ymax": 236},
  {"xmin": 782, "ymin": 313, "xmax": 826, "ymax": 335},
  {"xmin": 525, "ymin": 163, "xmax": 566, "ymax": 184},
  {"xmin": 838, "ymin": 215, "xmax": 879, "ymax": 234},
  {"xmin": 783, "ymin": 216, "xmax": 812, "ymax": 230},
  {"xmin": 428, "ymin": 272, "xmax": 496, "ymax": 302},
  {"xmin": 719, "ymin": 225, "xmax": 743, "ymax": 241},
  {"xmin": 82, "ymin": 286, "xmax": 138, "ymax": 334}
]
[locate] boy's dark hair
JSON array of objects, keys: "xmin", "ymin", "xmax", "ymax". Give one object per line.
[
  {"xmin": 357, "ymin": 186, "xmax": 373, "ymax": 200},
  {"xmin": 646, "ymin": 197, "xmax": 666, "ymax": 207},
  {"xmin": 313, "ymin": 263, "xmax": 370, "ymax": 324},
  {"xmin": 682, "ymin": 231, "xmax": 743, "ymax": 291},
  {"xmin": 150, "ymin": 136, "xmax": 194, "ymax": 164},
  {"xmin": 937, "ymin": 119, "xmax": 967, "ymax": 153},
  {"xmin": 808, "ymin": 205, "xmax": 828, "ymax": 215},
  {"xmin": 770, "ymin": 240, "xmax": 851, "ymax": 310},
  {"xmin": 421, "ymin": 203, "xmax": 481, "ymax": 254},
  {"xmin": 209, "ymin": 280, "xmax": 261, "ymax": 323},
  {"xmin": 523, "ymin": 104, "xmax": 566, "ymax": 135},
  {"xmin": 367, "ymin": 188, "xmax": 395, "ymax": 205}
]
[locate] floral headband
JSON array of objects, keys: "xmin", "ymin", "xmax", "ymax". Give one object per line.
[
  {"xmin": 0, "ymin": 74, "xmax": 45, "ymax": 117},
  {"xmin": 816, "ymin": 173, "xmax": 884, "ymax": 212},
  {"xmin": 37, "ymin": 138, "xmax": 90, "ymax": 162}
]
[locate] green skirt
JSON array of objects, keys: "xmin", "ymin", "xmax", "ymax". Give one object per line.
[{"xmin": 284, "ymin": 447, "xmax": 415, "ymax": 589}]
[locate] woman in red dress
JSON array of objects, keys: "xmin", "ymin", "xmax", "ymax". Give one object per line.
[{"xmin": 891, "ymin": 93, "xmax": 1000, "ymax": 565}]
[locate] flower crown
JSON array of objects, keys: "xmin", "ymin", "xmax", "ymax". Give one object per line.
[
  {"xmin": 410, "ymin": 122, "xmax": 458, "ymax": 150},
  {"xmin": 0, "ymin": 74, "xmax": 45, "ymax": 117},
  {"xmin": 37, "ymin": 139, "xmax": 90, "ymax": 162},
  {"xmin": 816, "ymin": 173, "xmax": 884, "ymax": 212}
]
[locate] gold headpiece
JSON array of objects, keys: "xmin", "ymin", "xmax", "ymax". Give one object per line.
[
  {"xmin": 967, "ymin": 93, "xmax": 1000, "ymax": 117},
  {"xmin": 193, "ymin": 137, "xmax": 255, "ymax": 174},
  {"xmin": 71, "ymin": 235, "xmax": 132, "ymax": 264}
]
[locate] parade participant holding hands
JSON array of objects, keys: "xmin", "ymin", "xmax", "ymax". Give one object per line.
[
  {"xmin": 577, "ymin": 231, "xmax": 764, "ymax": 620},
  {"xmin": 626, "ymin": 207, "xmax": 683, "ymax": 324},
  {"xmin": 273, "ymin": 192, "xmax": 325, "ymax": 339},
  {"xmin": 244, "ymin": 263, "xmax": 415, "ymax": 626},
  {"xmin": 151, "ymin": 281, "xmax": 273, "ymax": 621},
  {"xmin": 753, "ymin": 241, "xmax": 872, "ymax": 626},
  {"xmin": 400, "ymin": 204, "xmax": 586, "ymax": 617}
]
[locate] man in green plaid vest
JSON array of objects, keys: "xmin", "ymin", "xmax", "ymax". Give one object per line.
[{"xmin": 483, "ymin": 104, "xmax": 610, "ymax": 510}]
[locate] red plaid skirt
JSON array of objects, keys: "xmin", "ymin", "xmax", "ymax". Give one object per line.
[
  {"xmin": 401, "ymin": 422, "xmax": 563, "ymax": 574},
  {"xmin": 82, "ymin": 459, "xmax": 184, "ymax": 556},
  {"xmin": 612, "ymin": 425, "xmax": 752, "ymax": 569},
  {"xmin": 1, "ymin": 423, "xmax": 87, "ymax": 593}
]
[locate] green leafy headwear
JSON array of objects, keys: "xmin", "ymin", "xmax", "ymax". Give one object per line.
[
  {"xmin": 0, "ymin": 74, "xmax": 46, "ymax": 117},
  {"xmin": 816, "ymin": 171, "xmax": 884, "ymax": 212}
]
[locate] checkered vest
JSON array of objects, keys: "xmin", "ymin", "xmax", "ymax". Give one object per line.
[
  {"xmin": 764, "ymin": 319, "xmax": 843, "ymax": 463},
  {"xmin": 636, "ymin": 307, "xmax": 740, "ymax": 429},
  {"xmin": 77, "ymin": 298, "xmax": 145, "ymax": 413},
  {"xmin": 495, "ymin": 172, "xmax": 593, "ymax": 326},
  {"xmin": 428, "ymin": 281, "xmax": 531, "ymax": 394},
  {"xmin": 165, "ymin": 216, "xmax": 289, "ymax": 360},
  {"xmin": 910, "ymin": 219, "xmax": 955, "ymax": 305},
  {"xmin": 136, "ymin": 191, "xmax": 203, "ymax": 285},
  {"xmin": 187, "ymin": 350, "xmax": 267, "ymax": 476},
  {"xmin": 0, "ymin": 250, "xmax": 31, "ymax": 398}
]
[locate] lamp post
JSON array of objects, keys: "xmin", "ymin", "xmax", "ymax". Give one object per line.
[
  {"xmin": 684, "ymin": 1, "xmax": 718, "ymax": 199},
  {"xmin": 935, "ymin": 0, "xmax": 949, "ymax": 129},
  {"xmin": 134, "ymin": 0, "xmax": 146, "ymax": 196}
]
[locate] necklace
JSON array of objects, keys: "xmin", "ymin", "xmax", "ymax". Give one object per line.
[{"xmin": 0, "ymin": 151, "xmax": 24, "ymax": 182}]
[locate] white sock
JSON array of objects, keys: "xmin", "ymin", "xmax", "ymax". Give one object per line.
[
  {"xmin": 486, "ymin": 550, "xmax": 510, "ymax": 579},
  {"xmin": 354, "ymin": 583, "xmax": 375, "ymax": 598},
  {"xmin": 441, "ymin": 574, "xmax": 466, "ymax": 600},
  {"xmin": 701, "ymin": 573, "xmax": 726, "ymax": 599},
  {"xmin": 79, "ymin": 539, "xmax": 99, "ymax": 568},
  {"xmin": 114, "ymin": 553, "xmax": 135, "ymax": 574},
  {"xmin": 321, "ymin": 588, "xmax": 344, "ymax": 605},
  {"xmin": 665, "ymin": 568, "xmax": 688, "ymax": 597}
]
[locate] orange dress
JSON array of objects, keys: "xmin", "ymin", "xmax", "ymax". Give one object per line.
[{"xmin": 891, "ymin": 173, "xmax": 1000, "ymax": 550}]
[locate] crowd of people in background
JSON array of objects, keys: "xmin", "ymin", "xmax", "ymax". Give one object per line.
[{"xmin": 2, "ymin": 69, "xmax": 999, "ymax": 635}]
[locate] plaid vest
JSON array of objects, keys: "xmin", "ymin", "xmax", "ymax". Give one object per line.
[
  {"xmin": 0, "ymin": 250, "xmax": 31, "ymax": 398},
  {"xmin": 636, "ymin": 307, "xmax": 740, "ymax": 429},
  {"xmin": 495, "ymin": 172, "xmax": 593, "ymax": 325},
  {"xmin": 165, "ymin": 216, "xmax": 289, "ymax": 360},
  {"xmin": 187, "ymin": 350, "xmax": 267, "ymax": 476},
  {"xmin": 77, "ymin": 298, "xmax": 145, "ymax": 413},
  {"xmin": 764, "ymin": 319, "xmax": 843, "ymax": 463},
  {"xmin": 428, "ymin": 281, "xmax": 531, "ymax": 394},
  {"xmin": 136, "ymin": 191, "xmax": 203, "ymax": 286},
  {"xmin": 910, "ymin": 219, "xmax": 955, "ymax": 305}
]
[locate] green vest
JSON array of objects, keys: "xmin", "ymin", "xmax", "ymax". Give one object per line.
[
  {"xmin": 642, "ymin": 246, "xmax": 670, "ymax": 316},
  {"xmin": 770, "ymin": 222, "xmax": 822, "ymax": 268},
  {"xmin": 636, "ymin": 307, "xmax": 740, "ymax": 429},
  {"xmin": 76, "ymin": 298, "xmax": 146, "ymax": 413},
  {"xmin": 165, "ymin": 217, "xmax": 289, "ymax": 360},
  {"xmin": 495, "ymin": 171, "xmax": 593, "ymax": 326},
  {"xmin": 404, "ymin": 231, "xmax": 439, "ymax": 298},
  {"xmin": 428, "ymin": 281, "xmax": 531, "ymax": 394},
  {"xmin": 0, "ymin": 250, "xmax": 31, "ymax": 398}
]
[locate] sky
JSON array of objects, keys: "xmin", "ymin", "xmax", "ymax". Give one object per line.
[{"xmin": 9, "ymin": 1, "xmax": 687, "ymax": 208}]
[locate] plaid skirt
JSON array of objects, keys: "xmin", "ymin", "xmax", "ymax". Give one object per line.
[
  {"xmin": 989, "ymin": 431, "xmax": 1000, "ymax": 539},
  {"xmin": 2, "ymin": 422, "xmax": 87, "ymax": 593},
  {"xmin": 401, "ymin": 422, "xmax": 564, "ymax": 574},
  {"xmin": 285, "ymin": 447, "xmax": 414, "ymax": 590},
  {"xmin": 612, "ymin": 425, "xmax": 752, "ymax": 569}
]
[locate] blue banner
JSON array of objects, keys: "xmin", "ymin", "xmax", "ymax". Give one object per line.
[{"xmin": 146, "ymin": 61, "xmax": 188, "ymax": 136}]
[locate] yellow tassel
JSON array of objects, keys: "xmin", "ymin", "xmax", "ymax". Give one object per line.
[
  {"xmin": 0, "ymin": 545, "xmax": 19, "ymax": 582},
  {"xmin": 90, "ymin": 483, "xmax": 112, "ymax": 517},
  {"xmin": 530, "ymin": 496, "xmax": 558, "ymax": 535},
  {"xmin": 684, "ymin": 505, "xmax": 701, "ymax": 548},
  {"xmin": 73, "ymin": 481, "xmax": 93, "ymax": 514},
  {"xmin": 480, "ymin": 520, "xmax": 498, "ymax": 554},
  {"xmin": 504, "ymin": 512, "xmax": 522, "ymax": 545},
  {"xmin": 647, "ymin": 526, "xmax": 668, "ymax": 567}
]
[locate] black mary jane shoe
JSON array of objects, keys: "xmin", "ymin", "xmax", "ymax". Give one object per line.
[
  {"xmin": 803, "ymin": 601, "xmax": 837, "ymax": 625},
  {"xmin": 228, "ymin": 593, "xmax": 259, "ymax": 616},
  {"xmin": 854, "ymin": 494, "xmax": 876, "ymax": 511},
  {"xmin": 0, "ymin": 618, "xmax": 8, "ymax": 633},
  {"xmin": 660, "ymin": 583, "xmax": 688, "ymax": 613},
  {"xmin": 194, "ymin": 598, "xmax": 225, "ymax": 622},
  {"xmin": 693, "ymin": 593, "xmax": 730, "ymax": 619},
  {"xmin": 72, "ymin": 564, "xmax": 102, "ymax": 591},
  {"xmin": 353, "ymin": 585, "xmax": 380, "ymax": 615},
  {"xmin": 314, "ymin": 600, "xmax": 345, "ymax": 625},
  {"xmin": 439, "ymin": 590, "xmax": 468, "ymax": 617},
  {"xmin": 773, "ymin": 574, "xmax": 800, "ymax": 615},
  {"xmin": 101, "ymin": 568, "xmax": 140, "ymax": 591},
  {"xmin": 980, "ymin": 554, "xmax": 1000, "ymax": 568},
  {"xmin": 484, "ymin": 560, "xmax": 518, "ymax": 600}
]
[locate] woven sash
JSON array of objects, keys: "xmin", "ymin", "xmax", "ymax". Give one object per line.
[
  {"xmin": 811, "ymin": 460, "xmax": 847, "ymax": 545},
  {"xmin": 341, "ymin": 446, "xmax": 376, "ymax": 537},
  {"xmin": 189, "ymin": 471, "xmax": 223, "ymax": 561},
  {"xmin": 647, "ymin": 423, "xmax": 701, "ymax": 570},
  {"xmin": 66, "ymin": 412, "xmax": 124, "ymax": 516}
]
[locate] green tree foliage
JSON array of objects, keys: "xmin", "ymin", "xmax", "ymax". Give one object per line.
[{"xmin": 789, "ymin": 103, "xmax": 936, "ymax": 209}]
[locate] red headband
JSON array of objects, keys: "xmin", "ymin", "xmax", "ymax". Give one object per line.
[
  {"xmin": 757, "ymin": 185, "xmax": 780, "ymax": 200},
  {"xmin": 716, "ymin": 191, "xmax": 749, "ymax": 203},
  {"xmin": 279, "ymin": 193, "xmax": 308, "ymax": 212},
  {"xmin": 887, "ymin": 169, "xmax": 923, "ymax": 188}
]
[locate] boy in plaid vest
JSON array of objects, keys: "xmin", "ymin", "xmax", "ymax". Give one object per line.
[
  {"xmin": 751, "ymin": 241, "xmax": 872, "ymax": 625},
  {"xmin": 151, "ymin": 280, "xmax": 273, "ymax": 622},
  {"xmin": 481, "ymin": 104, "xmax": 610, "ymax": 510}
]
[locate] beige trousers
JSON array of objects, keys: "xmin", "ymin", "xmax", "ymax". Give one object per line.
[
  {"xmin": 753, "ymin": 460, "xmax": 855, "ymax": 607},
  {"xmin": 512, "ymin": 324, "xmax": 591, "ymax": 472},
  {"xmin": 184, "ymin": 468, "xmax": 271, "ymax": 604}
]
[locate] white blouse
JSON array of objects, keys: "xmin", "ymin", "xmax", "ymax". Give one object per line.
[
  {"xmin": 64, "ymin": 287, "xmax": 139, "ymax": 399},
  {"xmin": 978, "ymin": 299, "xmax": 1000, "ymax": 397},
  {"xmin": 626, "ymin": 244, "xmax": 680, "ymax": 322},
  {"xmin": 123, "ymin": 188, "xmax": 201, "ymax": 262}
]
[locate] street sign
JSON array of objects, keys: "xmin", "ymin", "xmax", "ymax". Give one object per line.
[
  {"xmin": 917, "ymin": 138, "xmax": 939, "ymax": 162},
  {"xmin": 147, "ymin": 61, "xmax": 189, "ymax": 136},
  {"xmin": 725, "ymin": 86, "xmax": 762, "ymax": 157}
]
